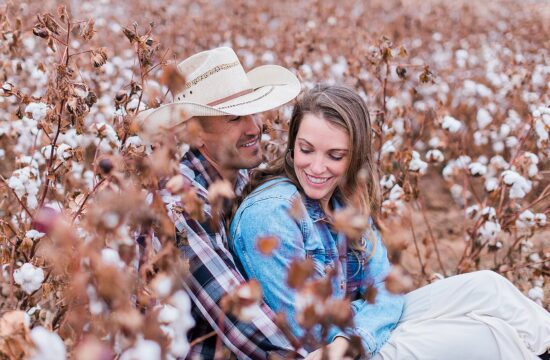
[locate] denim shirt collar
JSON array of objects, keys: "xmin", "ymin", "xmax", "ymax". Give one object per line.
[{"xmin": 302, "ymin": 193, "xmax": 344, "ymax": 223}]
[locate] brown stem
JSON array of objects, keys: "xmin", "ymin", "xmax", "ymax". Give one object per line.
[
  {"xmin": 213, "ymin": 312, "xmax": 226, "ymax": 360},
  {"xmin": 142, "ymin": 48, "xmax": 170, "ymax": 77},
  {"xmin": 71, "ymin": 178, "xmax": 106, "ymax": 223},
  {"xmin": 409, "ymin": 210, "xmax": 427, "ymax": 278},
  {"xmin": 68, "ymin": 49, "xmax": 94, "ymax": 58},
  {"xmin": 39, "ymin": 111, "xmax": 63, "ymax": 207},
  {"xmin": 376, "ymin": 58, "xmax": 390, "ymax": 166},
  {"xmin": 499, "ymin": 258, "xmax": 550, "ymax": 273},
  {"xmin": 0, "ymin": 175, "xmax": 33, "ymax": 218},
  {"xmin": 416, "ymin": 198, "xmax": 448, "ymax": 276},
  {"xmin": 189, "ymin": 330, "xmax": 217, "ymax": 347}
]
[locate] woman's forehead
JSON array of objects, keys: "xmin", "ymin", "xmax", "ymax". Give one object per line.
[{"xmin": 296, "ymin": 113, "xmax": 349, "ymax": 148}]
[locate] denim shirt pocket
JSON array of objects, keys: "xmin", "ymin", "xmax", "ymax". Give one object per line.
[
  {"xmin": 304, "ymin": 248, "xmax": 326, "ymax": 277},
  {"xmin": 346, "ymin": 249, "xmax": 365, "ymax": 298},
  {"xmin": 303, "ymin": 220, "xmax": 327, "ymax": 277}
]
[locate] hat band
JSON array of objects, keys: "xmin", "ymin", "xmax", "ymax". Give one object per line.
[{"xmin": 207, "ymin": 88, "xmax": 254, "ymax": 106}]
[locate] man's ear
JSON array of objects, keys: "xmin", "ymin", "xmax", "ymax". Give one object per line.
[{"xmin": 184, "ymin": 117, "xmax": 205, "ymax": 148}]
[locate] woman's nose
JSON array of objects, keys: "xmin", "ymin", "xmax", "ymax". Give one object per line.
[{"xmin": 309, "ymin": 155, "xmax": 326, "ymax": 174}]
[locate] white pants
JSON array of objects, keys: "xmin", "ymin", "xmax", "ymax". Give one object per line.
[{"xmin": 374, "ymin": 271, "xmax": 550, "ymax": 360}]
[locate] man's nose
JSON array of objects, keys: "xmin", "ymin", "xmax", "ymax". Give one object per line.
[{"xmin": 242, "ymin": 115, "xmax": 261, "ymax": 135}]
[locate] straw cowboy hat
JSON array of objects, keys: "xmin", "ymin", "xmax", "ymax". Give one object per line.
[{"xmin": 136, "ymin": 47, "xmax": 300, "ymax": 139}]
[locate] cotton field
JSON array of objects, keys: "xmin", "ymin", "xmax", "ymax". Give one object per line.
[{"xmin": 0, "ymin": 0, "xmax": 548, "ymax": 358}]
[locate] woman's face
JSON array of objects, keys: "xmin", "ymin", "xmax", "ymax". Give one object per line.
[{"xmin": 293, "ymin": 113, "xmax": 350, "ymax": 205}]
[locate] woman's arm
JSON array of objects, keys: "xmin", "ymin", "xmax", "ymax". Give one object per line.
[
  {"xmin": 230, "ymin": 195, "xmax": 321, "ymax": 341},
  {"xmin": 331, "ymin": 226, "xmax": 404, "ymax": 356}
]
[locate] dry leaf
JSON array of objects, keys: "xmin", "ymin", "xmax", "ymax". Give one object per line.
[
  {"xmin": 159, "ymin": 64, "xmax": 186, "ymax": 95},
  {"xmin": 286, "ymin": 258, "xmax": 314, "ymax": 290},
  {"xmin": 256, "ymin": 236, "xmax": 280, "ymax": 256}
]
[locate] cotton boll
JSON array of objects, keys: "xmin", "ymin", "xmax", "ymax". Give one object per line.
[
  {"xmin": 87, "ymin": 285, "xmax": 106, "ymax": 315},
  {"xmin": 56, "ymin": 143, "xmax": 72, "ymax": 161},
  {"xmin": 408, "ymin": 151, "xmax": 428, "ymax": 174},
  {"xmin": 151, "ymin": 273, "xmax": 173, "ymax": 298},
  {"xmin": 466, "ymin": 204, "xmax": 480, "ymax": 219},
  {"xmin": 119, "ymin": 336, "xmax": 161, "ymax": 360},
  {"xmin": 380, "ymin": 174, "xmax": 396, "ymax": 190},
  {"xmin": 456, "ymin": 155, "xmax": 472, "ymax": 167},
  {"xmin": 473, "ymin": 131, "xmax": 489, "ymax": 146},
  {"xmin": 504, "ymin": 136, "xmax": 518, "ymax": 149},
  {"xmin": 25, "ymin": 230, "xmax": 45, "ymax": 240},
  {"xmin": 476, "ymin": 108, "xmax": 492, "ymax": 129},
  {"xmin": 101, "ymin": 248, "xmax": 125, "ymax": 269},
  {"xmin": 428, "ymin": 136, "xmax": 442, "ymax": 148},
  {"xmin": 426, "ymin": 149, "xmax": 444, "ymax": 163},
  {"xmin": 502, "ymin": 170, "xmax": 532, "ymax": 199},
  {"xmin": 380, "ymin": 141, "xmax": 397, "ymax": 157},
  {"xmin": 468, "ymin": 162, "xmax": 487, "ymax": 176},
  {"xmin": 489, "ymin": 155, "xmax": 509, "ymax": 171},
  {"xmin": 481, "ymin": 207, "xmax": 496, "ymax": 220},
  {"xmin": 485, "ymin": 177, "xmax": 499, "ymax": 192},
  {"xmin": 492, "ymin": 141, "xmax": 504, "ymax": 153},
  {"xmin": 450, "ymin": 184, "xmax": 470, "ymax": 206},
  {"xmin": 30, "ymin": 326, "xmax": 66, "ymax": 360},
  {"xmin": 13, "ymin": 263, "xmax": 44, "ymax": 294},
  {"xmin": 516, "ymin": 210, "xmax": 535, "ymax": 229},
  {"xmin": 441, "ymin": 115, "xmax": 462, "ymax": 133},
  {"xmin": 535, "ymin": 213, "xmax": 547, "ymax": 227},
  {"xmin": 502, "ymin": 170, "xmax": 522, "ymax": 186},
  {"xmin": 24, "ymin": 102, "xmax": 49, "ymax": 121},
  {"xmin": 388, "ymin": 184, "xmax": 404, "ymax": 201},
  {"xmin": 478, "ymin": 221, "xmax": 501, "ymax": 242},
  {"xmin": 442, "ymin": 163, "xmax": 457, "ymax": 180},
  {"xmin": 157, "ymin": 290, "xmax": 194, "ymax": 358},
  {"xmin": 528, "ymin": 286, "xmax": 544, "ymax": 306}
]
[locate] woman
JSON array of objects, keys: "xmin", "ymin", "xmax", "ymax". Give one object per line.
[{"xmin": 229, "ymin": 85, "xmax": 550, "ymax": 359}]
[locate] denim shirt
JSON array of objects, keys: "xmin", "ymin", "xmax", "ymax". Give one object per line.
[{"xmin": 229, "ymin": 178, "xmax": 404, "ymax": 356}]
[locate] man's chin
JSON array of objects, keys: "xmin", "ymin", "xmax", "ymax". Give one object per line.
[{"xmin": 234, "ymin": 155, "xmax": 263, "ymax": 170}]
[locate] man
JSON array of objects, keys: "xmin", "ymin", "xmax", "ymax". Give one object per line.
[{"xmin": 137, "ymin": 47, "xmax": 303, "ymax": 359}]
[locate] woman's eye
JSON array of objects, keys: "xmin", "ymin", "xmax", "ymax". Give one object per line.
[
  {"xmin": 329, "ymin": 154, "xmax": 344, "ymax": 161},
  {"xmin": 299, "ymin": 148, "xmax": 312, "ymax": 154},
  {"xmin": 229, "ymin": 116, "xmax": 241, "ymax": 122}
]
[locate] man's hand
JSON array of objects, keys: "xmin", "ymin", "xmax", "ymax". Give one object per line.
[{"xmin": 304, "ymin": 337, "xmax": 350, "ymax": 360}]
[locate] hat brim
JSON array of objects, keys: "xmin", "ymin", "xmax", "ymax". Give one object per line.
[{"xmin": 136, "ymin": 64, "xmax": 300, "ymax": 139}]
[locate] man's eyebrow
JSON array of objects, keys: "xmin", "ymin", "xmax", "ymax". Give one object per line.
[{"xmin": 296, "ymin": 137, "xmax": 349, "ymax": 152}]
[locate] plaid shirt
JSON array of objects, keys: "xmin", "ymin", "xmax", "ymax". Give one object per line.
[{"xmin": 158, "ymin": 149, "xmax": 303, "ymax": 360}]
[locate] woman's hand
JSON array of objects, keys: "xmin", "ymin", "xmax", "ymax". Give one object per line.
[{"xmin": 305, "ymin": 337, "xmax": 350, "ymax": 360}]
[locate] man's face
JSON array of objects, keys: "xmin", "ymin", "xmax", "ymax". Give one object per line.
[{"xmin": 195, "ymin": 114, "xmax": 263, "ymax": 171}]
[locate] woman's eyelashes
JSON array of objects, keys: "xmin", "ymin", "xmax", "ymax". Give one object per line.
[
  {"xmin": 228, "ymin": 116, "xmax": 241, "ymax": 122},
  {"xmin": 298, "ymin": 147, "xmax": 345, "ymax": 161}
]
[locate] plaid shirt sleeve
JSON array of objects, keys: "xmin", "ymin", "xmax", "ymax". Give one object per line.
[{"xmin": 163, "ymin": 191, "xmax": 305, "ymax": 360}]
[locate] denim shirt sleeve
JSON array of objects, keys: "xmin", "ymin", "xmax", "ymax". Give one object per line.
[
  {"xmin": 230, "ymin": 194, "xmax": 315, "ymax": 341},
  {"xmin": 330, "ymin": 226, "xmax": 404, "ymax": 356}
]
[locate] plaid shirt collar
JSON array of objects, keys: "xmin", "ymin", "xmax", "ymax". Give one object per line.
[{"xmin": 180, "ymin": 148, "xmax": 248, "ymax": 199}]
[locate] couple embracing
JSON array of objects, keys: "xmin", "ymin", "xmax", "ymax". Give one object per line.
[{"xmin": 137, "ymin": 47, "xmax": 550, "ymax": 360}]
